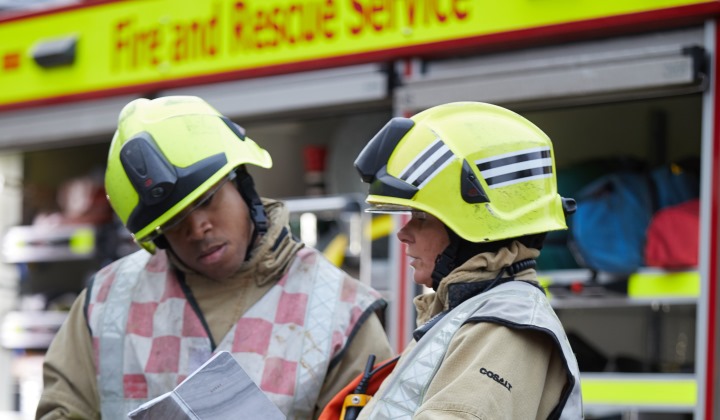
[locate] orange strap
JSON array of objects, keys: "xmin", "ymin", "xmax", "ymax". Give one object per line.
[{"xmin": 318, "ymin": 356, "xmax": 400, "ymax": 420}]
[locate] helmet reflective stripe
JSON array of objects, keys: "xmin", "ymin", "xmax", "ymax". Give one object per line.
[
  {"xmin": 398, "ymin": 137, "xmax": 456, "ymax": 189},
  {"xmin": 476, "ymin": 147, "xmax": 552, "ymax": 189}
]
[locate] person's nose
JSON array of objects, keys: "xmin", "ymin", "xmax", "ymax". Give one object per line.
[
  {"xmin": 397, "ymin": 220, "xmax": 413, "ymax": 244},
  {"xmin": 180, "ymin": 209, "xmax": 212, "ymax": 240}
]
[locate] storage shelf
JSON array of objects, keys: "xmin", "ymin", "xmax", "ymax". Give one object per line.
[
  {"xmin": 539, "ymin": 268, "xmax": 699, "ymax": 308},
  {"xmin": 1, "ymin": 224, "xmax": 97, "ymax": 263},
  {"xmin": 550, "ymin": 295, "xmax": 697, "ymax": 309},
  {"xmin": 0, "ymin": 310, "xmax": 68, "ymax": 350},
  {"xmin": 1, "ymin": 223, "xmax": 137, "ymax": 264},
  {"xmin": 538, "ymin": 268, "xmax": 626, "ymax": 285},
  {"xmin": 542, "ymin": 269, "xmax": 700, "ymax": 415}
]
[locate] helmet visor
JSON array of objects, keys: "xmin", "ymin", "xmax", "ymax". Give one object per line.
[
  {"xmin": 365, "ymin": 203, "xmax": 415, "ymax": 214},
  {"xmin": 136, "ymin": 171, "xmax": 237, "ymax": 245}
]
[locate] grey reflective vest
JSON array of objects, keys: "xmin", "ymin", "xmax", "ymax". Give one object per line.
[{"xmin": 365, "ymin": 281, "xmax": 583, "ymax": 419}]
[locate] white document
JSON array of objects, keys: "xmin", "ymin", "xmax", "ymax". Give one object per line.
[{"xmin": 128, "ymin": 351, "xmax": 286, "ymax": 420}]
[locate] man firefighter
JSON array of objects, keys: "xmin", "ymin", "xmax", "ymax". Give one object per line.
[{"xmin": 37, "ymin": 96, "xmax": 393, "ymax": 420}]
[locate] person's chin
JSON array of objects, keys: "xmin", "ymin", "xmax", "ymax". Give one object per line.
[{"xmin": 412, "ymin": 272, "xmax": 432, "ymax": 288}]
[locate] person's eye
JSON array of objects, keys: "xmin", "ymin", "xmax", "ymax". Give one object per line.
[
  {"xmin": 200, "ymin": 194, "xmax": 214, "ymax": 208},
  {"xmin": 199, "ymin": 188, "xmax": 222, "ymax": 208}
]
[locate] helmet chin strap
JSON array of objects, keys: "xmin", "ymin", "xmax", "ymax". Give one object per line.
[
  {"xmin": 431, "ymin": 226, "xmax": 540, "ymax": 291},
  {"xmin": 234, "ymin": 168, "xmax": 268, "ymax": 261},
  {"xmin": 431, "ymin": 227, "xmax": 461, "ymax": 291}
]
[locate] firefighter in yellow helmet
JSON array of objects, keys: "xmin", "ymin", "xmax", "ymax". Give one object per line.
[
  {"xmin": 37, "ymin": 96, "xmax": 393, "ymax": 420},
  {"xmin": 341, "ymin": 102, "xmax": 583, "ymax": 419}
]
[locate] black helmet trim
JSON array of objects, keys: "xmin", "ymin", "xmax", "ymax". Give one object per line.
[
  {"xmin": 562, "ymin": 197, "xmax": 577, "ymax": 215},
  {"xmin": 461, "ymin": 160, "xmax": 489, "ymax": 204},
  {"xmin": 370, "ymin": 166, "xmax": 418, "ymax": 199},
  {"xmin": 220, "ymin": 116, "xmax": 247, "ymax": 141},
  {"xmin": 120, "ymin": 132, "xmax": 178, "ymax": 207},
  {"xmin": 355, "ymin": 117, "xmax": 417, "ymax": 199},
  {"xmin": 126, "ymin": 151, "xmax": 228, "ymax": 234}
]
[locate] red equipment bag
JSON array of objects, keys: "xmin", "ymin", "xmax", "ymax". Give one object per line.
[{"xmin": 644, "ymin": 199, "xmax": 700, "ymax": 269}]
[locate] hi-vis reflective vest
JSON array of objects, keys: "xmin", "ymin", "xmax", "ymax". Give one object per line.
[
  {"xmin": 365, "ymin": 281, "xmax": 583, "ymax": 420},
  {"xmin": 86, "ymin": 247, "xmax": 384, "ymax": 420}
]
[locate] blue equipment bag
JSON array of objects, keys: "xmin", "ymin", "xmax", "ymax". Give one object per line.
[
  {"xmin": 569, "ymin": 171, "xmax": 654, "ymax": 274},
  {"xmin": 569, "ymin": 161, "xmax": 699, "ymax": 275}
]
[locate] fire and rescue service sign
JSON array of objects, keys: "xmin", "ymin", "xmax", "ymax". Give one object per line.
[{"xmin": 0, "ymin": 0, "xmax": 715, "ymax": 108}]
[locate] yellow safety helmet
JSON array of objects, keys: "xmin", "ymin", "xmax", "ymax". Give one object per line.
[
  {"xmin": 355, "ymin": 102, "xmax": 573, "ymax": 243},
  {"xmin": 105, "ymin": 96, "xmax": 272, "ymax": 253}
]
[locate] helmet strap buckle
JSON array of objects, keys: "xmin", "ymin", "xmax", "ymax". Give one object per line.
[
  {"xmin": 235, "ymin": 168, "xmax": 269, "ymax": 261},
  {"xmin": 251, "ymin": 202, "xmax": 268, "ymax": 235}
]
